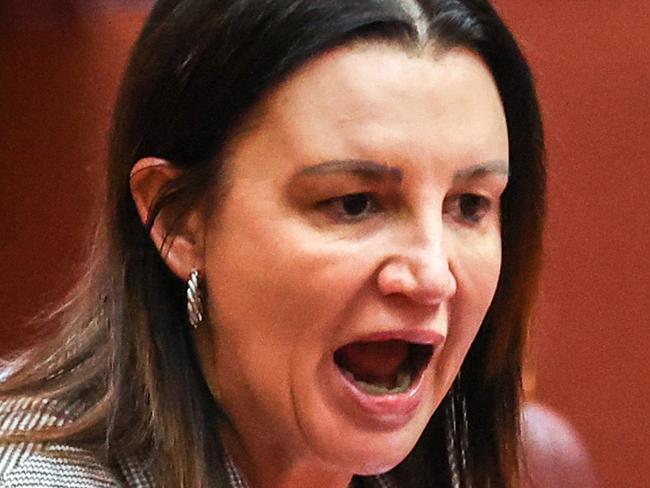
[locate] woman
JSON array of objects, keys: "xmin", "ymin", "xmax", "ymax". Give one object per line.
[{"xmin": 0, "ymin": 0, "xmax": 544, "ymax": 487}]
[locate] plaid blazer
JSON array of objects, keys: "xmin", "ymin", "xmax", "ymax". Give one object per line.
[{"xmin": 0, "ymin": 397, "xmax": 397, "ymax": 487}]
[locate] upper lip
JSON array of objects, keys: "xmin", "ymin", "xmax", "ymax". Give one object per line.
[{"xmin": 334, "ymin": 328, "xmax": 446, "ymax": 350}]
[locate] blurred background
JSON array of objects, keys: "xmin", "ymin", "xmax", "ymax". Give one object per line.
[{"xmin": 1, "ymin": 1, "xmax": 648, "ymax": 486}]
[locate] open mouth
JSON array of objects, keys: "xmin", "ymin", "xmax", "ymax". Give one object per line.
[{"xmin": 333, "ymin": 340, "xmax": 434, "ymax": 396}]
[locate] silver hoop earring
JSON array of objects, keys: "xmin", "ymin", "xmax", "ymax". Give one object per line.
[{"xmin": 186, "ymin": 268, "xmax": 204, "ymax": 329}]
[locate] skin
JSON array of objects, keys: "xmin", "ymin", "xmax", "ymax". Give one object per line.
[{"xmin": 132, "ymin": 43, "xmax": 509, "ymax": 488}]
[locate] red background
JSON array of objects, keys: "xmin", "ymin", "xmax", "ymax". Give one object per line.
[{"xmin": 1, "ymin": 2, "xmax": 648, "ymax": 486}]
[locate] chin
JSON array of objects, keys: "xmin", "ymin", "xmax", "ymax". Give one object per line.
[
  {"xmin": 346, "ymin": 437, "xmax": 418, "ymax": 475},
  {"xmin": 301, "ymin": 402, "xmax": 434, "ymax": 476}
]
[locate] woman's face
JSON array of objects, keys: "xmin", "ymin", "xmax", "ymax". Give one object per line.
[{"xmin": 198, "ymin": 44, "xmax": 508, "ymax": 477}]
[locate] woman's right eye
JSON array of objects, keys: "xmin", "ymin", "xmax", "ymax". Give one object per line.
[{"xmin": 319, "ymin": 193, "xmax": 380, "ymax": 222}]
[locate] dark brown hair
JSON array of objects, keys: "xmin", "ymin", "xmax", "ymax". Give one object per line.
[{"xmin": 0, "ymin": 1, "xmax": 545, "ymax": 486}]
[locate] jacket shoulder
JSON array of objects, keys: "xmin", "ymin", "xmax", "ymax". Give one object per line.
[
  {"xmin": 0, "ymin": 442, "xmax": 123, "ymax": 487},
  {"xmin": 0, "ymin": 397, "xmax": 151, "ymax": 487}
]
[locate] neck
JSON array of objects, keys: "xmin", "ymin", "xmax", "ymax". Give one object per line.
[{"xmin": 219, "ymin": 421, "xmax": 354, "ymax": 488}]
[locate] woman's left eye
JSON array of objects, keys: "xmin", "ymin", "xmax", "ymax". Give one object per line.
[
  {"xmin": 447, "ymin": 193, "xmax": 493, "ymax": 225},
  {"xmin": 320, "ymin": 193, "xmax": 380, "ymax": 222}
]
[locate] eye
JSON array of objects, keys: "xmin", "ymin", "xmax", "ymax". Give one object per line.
[
  {"xmin": 341, "ymin": 193, "xmax": 373, "ymax": 216},
  {"xmin": 320, "ymin": 193, "xmax": 380, "ymax": 222},
  {"xmin": 447, "ymin": 193, "xmax": 493, "ymax": 225}
]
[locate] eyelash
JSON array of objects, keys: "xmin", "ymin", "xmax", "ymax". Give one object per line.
[
  {"xmin": 318, "ymin": 192, "xmax": 495, "ymax": 225},
  {"xmin": 445, "ymin": 193, "xmax": 494, "ymax": 226},
  {"xmin": 319, "ymin": 193, "xmax": 381, "ymax": 222}
]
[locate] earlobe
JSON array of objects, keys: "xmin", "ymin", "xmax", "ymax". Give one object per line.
[{"xmin": 130, "ymin": 157, "xmax": 205, "ymax": 281}]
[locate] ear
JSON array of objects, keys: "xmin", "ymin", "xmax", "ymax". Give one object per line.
[{"xmin": 130, "ymin": 157, "xmax": 205, "ymax": 281}]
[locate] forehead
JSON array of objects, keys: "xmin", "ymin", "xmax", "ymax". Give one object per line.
[{"xmin": 232, "ymin": 43, "xmax": 508, "ymax": 178}]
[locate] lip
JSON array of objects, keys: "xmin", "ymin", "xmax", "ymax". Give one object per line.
[
  {"xmin": 340, "ymin": 328, "xmax": 446, "ymax": 348},
  {"xmin": 330, "ymin": 328, "xmax": 445, "ymax": 429}
]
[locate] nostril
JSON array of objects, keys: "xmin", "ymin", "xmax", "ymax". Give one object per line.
[
  {"xmin": 377, "ymin": 255, "xmax": 456, "ymax": 305},
  {"xmin": 377, "ymin": 258, "xmax": 419, "ymax": 297},
  {"xmin": 410, "ymin": 270, "xmax": 457, "ymax": 304}
]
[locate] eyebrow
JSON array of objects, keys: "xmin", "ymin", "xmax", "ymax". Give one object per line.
[
  {"xmin": 291, "ymin": 158, "xmax": 509, "ymax": 185},
  {"xmin": 452, "ymin": 160, "xmax": 510, "ymax": 183},
  {"xmin": 294, "ymin": 159, "xmax": 403, "ymax": 183}
]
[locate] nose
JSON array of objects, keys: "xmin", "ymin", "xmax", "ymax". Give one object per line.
[{"xmin": 376, "ymin": 224, "xmax": 457, "ymax": 306}]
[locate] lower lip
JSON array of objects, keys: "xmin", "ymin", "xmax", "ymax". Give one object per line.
[{"xmin": 334, "ymin": 362, "xmax": 427, "ymax": 428}]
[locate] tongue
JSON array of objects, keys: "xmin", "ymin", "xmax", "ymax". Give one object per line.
[{"xmin": 339, "ymin": 340, "xmax": 409, "ymax": 386}]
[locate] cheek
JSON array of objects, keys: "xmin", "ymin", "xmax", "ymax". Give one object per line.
[
  {"xmin": 202, "ymin": 211, "xmax": 384, "ymax": 434},
  {"xmin": 203, "ymin": 211, "xmax": 378, "ymax": 369},
  {"xmin": 438, "ymin": 230, "xmax": 502, "ymax": 383},
  {"xmin": 450, "ymin": 227, "xmax": 503, "ymax": 309}
]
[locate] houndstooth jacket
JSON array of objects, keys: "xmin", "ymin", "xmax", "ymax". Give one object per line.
[{"xmin": 0, "ymin": 397, "xmax": 396, "ymax": 487}]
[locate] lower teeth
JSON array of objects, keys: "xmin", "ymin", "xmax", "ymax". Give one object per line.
[{"xmin": 348, "ymin": 370, "xmax": 412, "ymax": 396}]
